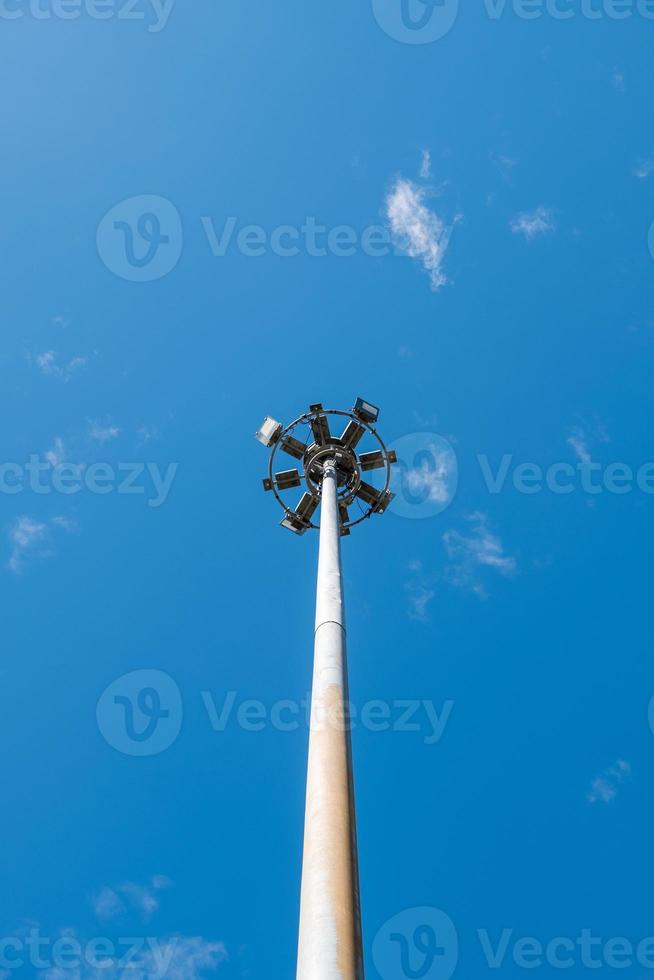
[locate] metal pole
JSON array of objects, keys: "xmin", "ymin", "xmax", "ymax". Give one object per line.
[{"xmin": 296, "ymin": 459, "xmax": 364, "ymax": 980}]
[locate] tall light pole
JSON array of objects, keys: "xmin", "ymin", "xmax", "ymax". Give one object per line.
[{"xmin": 255, "ymin": 400, "xmax": 396, "ymax": 980}]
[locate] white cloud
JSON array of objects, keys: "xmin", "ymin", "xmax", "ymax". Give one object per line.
[
  {"xmin": 93, "ymin": 876, "xmax": 173, "ymax": 923},
  {"xmin": 611, "ymin": 69, "xmax": 626, "ymax": 93},
  {"xmin": 136, "ymin": 424, "xmax": 160, "ymax": 445},
  {"xmin": 419, "ymin": 148, "xmax": 432, "ymax": 179},
  {"xmin": 510, "ymin": 206, "xmax": 556, "ymax": 240},
  {"xmin": 6, "ymin": 516, "xmax": 49, "ymax": 575},
  {"xmin": 6, "ymin": 515, "xmax": 75, "ymax": 575},
  {"xmin": 587, "ymin": 759, "xmax": 631, "ymax": 804},
  {"xmin": 88, "ymin": 421, "xmax": 120, "ymax": 444},
  {"xmin": 405, "ymin": 560, "xmax": 435, "ymax": 621},
  {"xmin": 404, "ymin": 445, "xmax": 454, "ymax": 506},
  {"xmin": 385, "ymin": 177, "xmax": 454, "ymax": 290},
  {"xmin": 632, "ymin": 153, "xmax": 654, "ymax": 179},
  {"xmin": 567, "ymin": 429, "xmax": 591, "ymax": 466},
  {"xmin": 152, "ymin": 873, "xmax": 173, "ymax": 890},
  {"xmin": 45, "ymin": 437, "xmax": 66, "ymax": 468},
  {"xmin": 566, "ymin": 422, "xmax": 610, "ymax": 465},
  {"xmin": 34, "ymin": 351, "xmax": 87, "ymax": 382},
  {"xmin": 92, "ymin": 887, "xmax": 125, "ymax": 921},
  {"xmin": 407, "ymin": 585, "xmax": 435, "ymax": 622},
  {"xmin": 443, "ymin": 512, "xmax": 516, "ymax": 598},
  {"xmin": 52, "ymin": 516, "xmax": 77, "ymax": 532},
  {"xmin": 490, "ymin": 152, "xmax": 518, "ymax": 182}
]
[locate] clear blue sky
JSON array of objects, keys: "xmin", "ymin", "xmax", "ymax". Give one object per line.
[{"xmin": 1, "ymin": 2, "xmax": 654, "ymax": 979}]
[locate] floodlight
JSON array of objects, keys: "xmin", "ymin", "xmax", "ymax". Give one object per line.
[
  {"xmin": 341, "ymin": 419, "xmax": 366, "ymax": 451},
  {"xmin": 358, "ymin": 450, "xmax": 385, "ymax": 472},
  {"xmin": 355, "ymin": 481, "xmax": 382, "ymax": 507},
  {"xmin": 373, "ymin": 490, "xmax": 395, "ymax": 514},
  {"xmin": 255, "ymin": 416, "xmax": 283, "ymax": 447},
  {"xmin": 353, "ymin": 398, "xmax": 380, "ymax": 425},
  {"xmin": 338, "ymin": 502, "xmax": 351, "ymax": 536},
  {"xmin": 275, "ymin": 469, "xmax": 301, "ymax": 490},
  {"xmin": 281, "ymin": 435, "xmax": 307, "ymax": 460},
  {"xmin": 296, "ymin": 492, "xmax": 319, "ymax": 524},
  {"xmin": 310, "ymin": 412, "xmax": 331, "ymax": 446},
  {"xmin": 281, "ymin": 514, "xmax": 308, "ymax": 535}
]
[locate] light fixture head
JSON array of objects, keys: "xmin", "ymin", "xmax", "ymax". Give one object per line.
[
  {"xmin": 280, "ymin": 514, "xmax": 308, "ymax": 535},
  {"xmin": 255, "ymin": 416, "xmax": 283, "ymax": 448},
  {"xmin": 281, "ymin": 435, "xmax": 306, "ymax": 460},
  {"xmin": 258, "ymin": 399, "xmax": 394, "ymax": 536},
  {"xmin": 353, "ymin": 397, "xmax": 380, "ymax": 425},
  {"xmin": 373, "ymin": 489, "xmax": 395, "ymax": 514},
  {"xmin": 358, "ymin": 450, "xmax": 385, "ymax": 472},
  {"xmin": 341, "ymin": 419, "xmax": 366, "ymax": 451},
  {"xmin": 275, "ymin": 469, "xmax": 302, "ymax": 490}
]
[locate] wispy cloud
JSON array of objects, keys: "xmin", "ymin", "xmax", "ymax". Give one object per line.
[
  {"xmin": 587, "ymin": 759, "xmax": 631, "ymax": 804},
  {"xmin": 45, "ymin": 437, "xmax": 66, "ymax": 468},
  {"xmin": 34, "ymin": 350, "xmax": 87, "ymax": 382},
  {"xmin": 407, "ymin": 584, "xmax": 436, "ymax": 622},
  {"xmin": 611, "ymin": 69, "xmax": 626, "ymax": 93},
  {"xmin": 419, "ymin": 148, "xmax": 432, "ymax": 180},
  {"xmin": 510, "ymin": 206, "xmax": 556, "ymax": 240},
  {"xmin": 443, "ymin": 512, "xmax": 516, "ymax": 598},
  {"xmin": 385, "ymin": 177, "xmax": 454, "ymax": 290},
  {"xmin": 567, "ymin": 428, "xmax": 591, "ymax": 466},
  {"xmin": 93, "ymin": 876, "xmax": 172, "ymax": 923},
  {"xmin": 92, "ymin": 887, "xmax": 125, "ymax": 921},
  {"xmin": 490, "ymin": 152, "xmax": 518, "ymax": 183},
  {"xmin": 6, "ymin": 515, "xmax": 75, "ymax": 575},
  {"xmin": 566, "ymin": 421, "xmax": 610, "ymax": 465},
  {"xmin": 136, "ymin": 424, "xmax": 160, "ymax": 446},
  {"xmin": 632, "ymin": 153, "xmax": 654, "ymax": 179},
  {"xmin": 6, "ymin": 517, "xmax": 49, "ymax": 575},
  {"xmin": 88, "ymin": 420, "xmax": 120, "ymax": 444},
  {"xmin": 405, "ymin": 560, "xmax": 436, "ymax": 622},
  {"xmin": 403, "ymin": 442, "xmax": 455, "ymax": 507}
]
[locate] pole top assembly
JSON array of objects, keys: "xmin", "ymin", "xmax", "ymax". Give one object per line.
[{"xmin": 255, "ymin": 398, "xmax": 397, "ymax": 537}]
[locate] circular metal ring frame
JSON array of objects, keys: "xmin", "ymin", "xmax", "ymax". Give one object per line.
[{"xmin": 268, "ymin": 408, "xmax": 393, "ymax": 531}]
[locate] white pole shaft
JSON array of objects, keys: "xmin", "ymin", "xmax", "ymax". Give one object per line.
[{"xmin": 296, "ymin": 460, "xmax": 364, "ymax": 980}]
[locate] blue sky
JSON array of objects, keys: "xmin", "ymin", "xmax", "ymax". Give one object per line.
[{"xmin": 1, "ymin": 2, "xmax": 654, "ymax": 978}]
